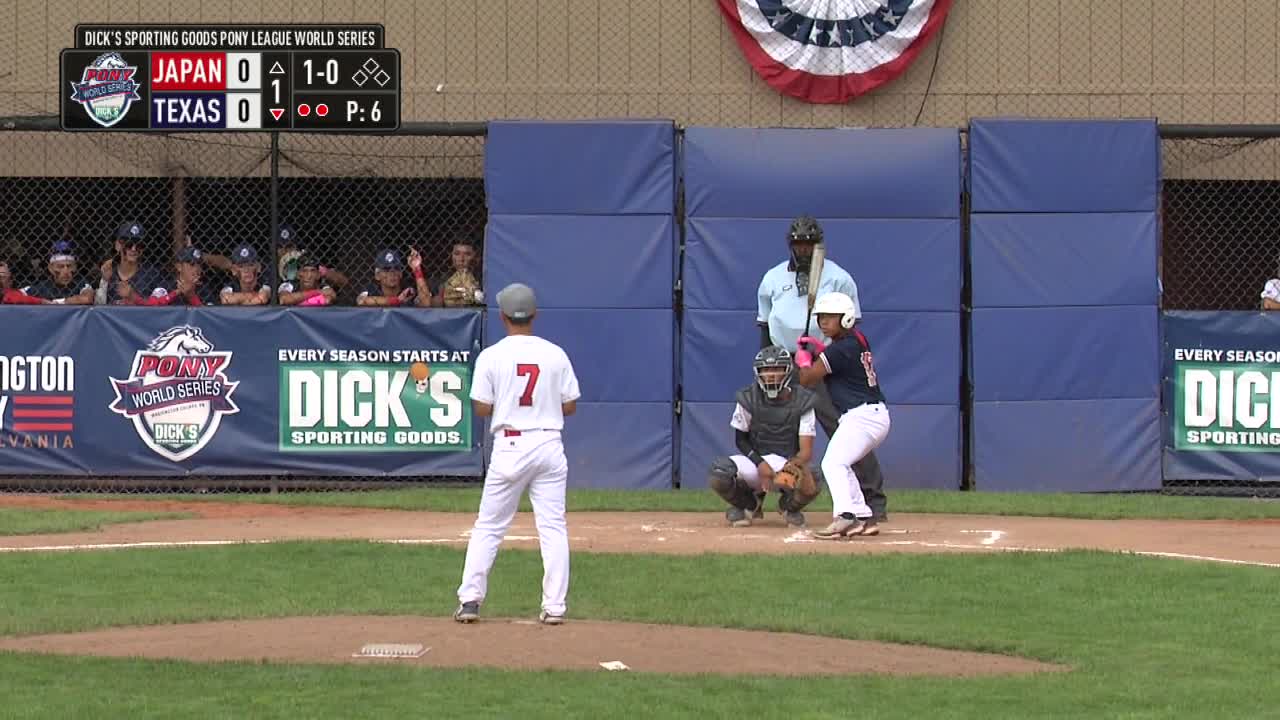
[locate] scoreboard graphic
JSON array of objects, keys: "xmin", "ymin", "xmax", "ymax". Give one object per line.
[{"xmin": 59, "ymin": 24, "xmax": 400, "ymax": 132}]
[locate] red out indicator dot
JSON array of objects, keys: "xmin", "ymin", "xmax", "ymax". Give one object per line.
[
  {"xmin": 317, "ymin": 103, "xmax": 329, "ymax": 117},
  {"xmin": 297, "ymin": 104, "xmax": 311, "ymax": 117}
]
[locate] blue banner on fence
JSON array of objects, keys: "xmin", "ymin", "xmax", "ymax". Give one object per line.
[
  {"xmin": 1163, "ymin": 310, "xmax": 1280, "ymax": 482},
  {"xmin": 0, "ymin": 307, "xmax": 484, "ymax": 477}
]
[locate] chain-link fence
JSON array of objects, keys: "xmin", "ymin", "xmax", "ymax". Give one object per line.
[
  {"xmin": 1, "ymin": 120, "xmax": 486, "ymax": 493},
  {"xmin": 1160, "ymin": 131, "xmax": 1280, "ymax": 312}
]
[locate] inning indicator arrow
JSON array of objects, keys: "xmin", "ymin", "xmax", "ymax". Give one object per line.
[
  {"xmin": 269, "ymin": 61, "xmax": 285, "ymax": 74},
  {"xmin": 269, "ymin": 108, "xmax": 285, "ymax": 121}
]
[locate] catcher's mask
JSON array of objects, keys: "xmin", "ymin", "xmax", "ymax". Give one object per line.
[
  {"xmin": 787, "ymin": 216, "xmax": 823, "ymax": 272},
  {"xmin": 753, "ymin": 345, "xmax": 795, "ymax": 400}
]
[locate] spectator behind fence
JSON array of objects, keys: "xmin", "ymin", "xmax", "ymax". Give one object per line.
[
  {"xmin": 1262, "ymin": 263, "xmax": 1280, "ymax": 310},
  {"xmin": 357, "ymin": 248, "xmax": 433, "ymax": 307},
  {"xmin": 1, "ymin": 258, "xmax": 47, "ymax": 305},
  {"xmin": 97, "ymin": 221, "xmax": 164, "ymax": 305},
  {"xmin": 121, "ymin": 246, "xmax": 218, "ymax": 306},
  {"xmin": 278, "ymin": 250, "xmax": 337, "ymax": 306},
  {"xmin": 434, "ymin": 239, "xmax": 484, "ymax": 308},
  {"xmin": 23, "ymin": 240, "xmax": 94, "ymax": 305},
  {"xmin": 276, "ymin": 223, "xmax": 349, "ymax": 294},
  {"xmin": 219, "ymin": 245, "xmax": 272, "ymax": 305}
]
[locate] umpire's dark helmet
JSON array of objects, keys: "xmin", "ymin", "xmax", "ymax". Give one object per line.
[
  {"xmin": 788, "ymin": 216, "xmax": 823, "ymax": 245},
  {"xmin": 753, "ymin": 345, "xmax": 795, "ymax": 400}
]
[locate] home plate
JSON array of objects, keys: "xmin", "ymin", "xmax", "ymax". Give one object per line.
[{"xmin": 352, "ymin": 643, "xmax": 429, "ymax": 658}]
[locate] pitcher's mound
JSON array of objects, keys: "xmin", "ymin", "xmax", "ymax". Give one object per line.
[{"xmin": 0, "ymin": 615, "xmax": 1065, "ymax": 677}]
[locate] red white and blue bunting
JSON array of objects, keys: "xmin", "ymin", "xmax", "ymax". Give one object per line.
[{"xmin": 717, "ymin": 0, "xmax": 953, "ymax": 104}]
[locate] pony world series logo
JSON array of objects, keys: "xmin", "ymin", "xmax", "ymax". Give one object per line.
[
  {"xmin": 69, "ymin": 52, "xmax": 142, "ymax": 128},
  {"xmin": 109, "ymin": 326, "xmax": 239, "ymax": 461}
]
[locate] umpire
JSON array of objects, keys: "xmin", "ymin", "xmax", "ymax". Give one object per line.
[{"xmin": 756, "ymin": 216, "xmax": 889, "ymax": 521}]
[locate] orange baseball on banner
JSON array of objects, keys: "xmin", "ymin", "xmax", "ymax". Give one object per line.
[{"xmin": 410, "ymin": 362, "xmax": 430, "ymax": 382}]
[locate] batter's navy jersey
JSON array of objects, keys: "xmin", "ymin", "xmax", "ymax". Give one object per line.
[{"xmin": 820, "ymin": 330, "xmax": 886, "ymax": 413}]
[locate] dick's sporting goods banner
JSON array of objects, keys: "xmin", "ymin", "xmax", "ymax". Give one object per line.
[
  {"xmin": 0, "ymin": 306, "xmax": 482, "ymax": 477},
  {"xmin": 1164, "ymin": 311, "xmax": 1280, "ymax": 482}
]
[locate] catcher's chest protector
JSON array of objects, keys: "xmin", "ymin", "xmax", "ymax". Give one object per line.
[{"xmin": 735, "ymin": 385, "xmax": 816, "ymax": 459}]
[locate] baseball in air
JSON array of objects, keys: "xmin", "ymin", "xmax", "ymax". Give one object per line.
[{"xmin": 411, "ymin": 362, "xmax": 430, "ymax": 394}]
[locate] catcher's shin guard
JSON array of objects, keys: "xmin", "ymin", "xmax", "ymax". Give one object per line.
[{"xmin": 708, "ymin": 457, "xmax": 760, "ymax": 511}]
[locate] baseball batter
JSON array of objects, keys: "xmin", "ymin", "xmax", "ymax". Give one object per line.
[
  {"xmin": 795, "ymin": 291, "xmax": 890, "ymax": 539},
  {"xmin": 455, "ymin": 283, "xmax": 581, "ymax": 626},
  {"xmin": 708, "ymin": 346, "xmax": 822, "ymax": 528}
]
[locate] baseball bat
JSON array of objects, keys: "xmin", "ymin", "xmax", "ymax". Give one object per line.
[{"xmin": 805, "ymin": 241, "xmax": 826, "ymax": 336}]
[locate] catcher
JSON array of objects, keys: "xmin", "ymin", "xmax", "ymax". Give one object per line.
[
  {"xmin": 708, "ymin": 345, "xmax": 822, "ymax": 529},
  {"xmin": 434, "ymin": 240, "xmax": 484, "ymax": 308}
]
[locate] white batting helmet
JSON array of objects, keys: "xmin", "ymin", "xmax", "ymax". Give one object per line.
[{"xmin": 812, "ymin": 292, "xmax": 858, "ymax": 330}]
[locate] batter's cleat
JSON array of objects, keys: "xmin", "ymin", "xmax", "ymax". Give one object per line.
[
  {"xmin": 851, "ymin": 518, "xmax": 880, "ymax": 537},
  {"xmin": 538, "ymin": 610, "xmax": 565, "ymax": 625},
  {"xmin": 812, "ymin": 516, "xmax": 861, "ymax": 539},
  {"xmin": 453, "ymin": 601, "xmax": 480, "ymax": 623},
  {"xmin": 783, "ymin": 510, "xmax": 807, "ymax": 528},
  {"xmin": 726, "ymin": 507, "xmax": 752, "ymax": 528}
]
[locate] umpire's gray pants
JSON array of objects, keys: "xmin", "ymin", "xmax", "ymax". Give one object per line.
[{"xmin": 811, "ymin": 381, "xmax": 888, "ymax": 519}]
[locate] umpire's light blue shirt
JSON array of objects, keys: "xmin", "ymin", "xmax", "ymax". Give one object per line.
[{"xmin": 757, "ymin": 259, "xmax": 861, "ymax": 350}]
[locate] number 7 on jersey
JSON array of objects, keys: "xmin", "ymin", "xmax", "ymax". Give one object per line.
[{"xmin": 516, "ymin": 363, "xmax": 540, "ymax": 406}]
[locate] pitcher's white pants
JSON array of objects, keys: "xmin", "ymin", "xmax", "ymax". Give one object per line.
[
  {"xmin": 821, "ymin": 403, "xmax": 891, "ymax": 519},
  {"xmin": 457, "ymin": 430, "xmax": 569, "ymax": 615}
]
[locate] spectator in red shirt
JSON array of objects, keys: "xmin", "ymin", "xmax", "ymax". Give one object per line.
[{"xmin": 1, "ymin": 259, "xmax": 47, "ymax": 304}]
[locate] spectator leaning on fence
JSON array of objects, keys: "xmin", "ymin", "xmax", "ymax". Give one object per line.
[
  {"xmin": 219, "ymin": 245, "xmax": 272, "ymax": 305},
  {"xmin": 278, "ymin": 250, "xmax": 337, "ymax": 306},
  {"xmin": 357, "ymin": 248, "xmax": 433, "ymax": 307},
  {"xmin": 434, "ymin": 239, "xmax": 484, "ymax": 308},
  {"xmin": 23, "ymin": 240, "xmax": 94, "ymax": 305},
  {"xmin": 0, "ymin": 258, "xmax": 47, "ymax": 305},
  {"xmin": 97, "ymin": 221, "xmax": 163, "ymax": 305},
  {"xmin": 121, "ymin": 246, "xmax": 217, "ymax": 306}
]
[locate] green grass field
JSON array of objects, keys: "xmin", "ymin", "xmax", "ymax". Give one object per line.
[
  {"xmin": 63, "ymin": 486, "xmax": 1280, "ymax": 520},
  {"xmin": 1, "ymin": 542, "xmax": 1278, "ymax": 719},
  {"xmin": 0, "ymin": 508, "xmax": 190, "ymax": 536}
]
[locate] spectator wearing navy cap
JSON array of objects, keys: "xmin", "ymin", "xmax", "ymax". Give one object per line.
[
  {"xmin": 97, "ymin": 221, "xmax": 163, "ymax": 305},
  {"xmin": 218, "ymin": 244, "xmax": 272, "ymax": 305},
  {"xmin": 357, "ymin": 247, "xmax": 433, "ymax": 307},
  {"xmin": 123, "ymin": 246, "xmax": 217, "ymax": 306},
  {"xmin": 278, "ymin": 250, "xmax": 337, "ymax": 306},
  {"xmin": 24, "ymin": 240, "xmax": 94, "ymax": 305}
]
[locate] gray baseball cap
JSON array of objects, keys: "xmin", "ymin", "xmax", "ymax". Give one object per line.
[{"xmin": 497, "ymin": 283, "xmax": 537, "ymax": 320}]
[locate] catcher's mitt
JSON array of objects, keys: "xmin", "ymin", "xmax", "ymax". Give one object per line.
[
  {"xmin": 773, "ymin": 459, "xmax": 817, "ymax": 496},
  {"xmin": 441, "ymin": 269, "xmax": 482, "ymax": 307}
]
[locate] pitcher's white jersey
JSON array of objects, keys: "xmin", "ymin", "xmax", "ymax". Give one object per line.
[{"xmin": 470, "ymin": 335, "xmax": 581, "ymax": 434}]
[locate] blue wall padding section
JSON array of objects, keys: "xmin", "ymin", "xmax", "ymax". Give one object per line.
[
  {"xmin": 969, "ymin": 119, "xmax": 1159, "ymax": 213},
  {"xmin": 684, "ymin": 217, "xmax": 961, "ymax": 312},
  {"xmin": 970, "ymin": 307, "xmax": 1159, "ymax": 402},
  {"xmin": 681, "ymin": 402, "xmax": 960, "ymax": 491},
  {"xmin": 562, "ymin": 403, "xmax": 672, "ymax": 490},
  {"xmin": 682, "ymin": 309, "xmax": 959, "ymax": 405},
  {"xmin": 683, "ymin": 127, "xmax": 961, "ymax": 218},
  {"xmin": 485, "ymin": 214, "xmax": 674, "ymax": 309},
  {"xmin": 485, "ymin": 120, "xmax": 675, "ymax": 215},
  {"xmin": 487, "ymin": 309, "xmax": 671, "ymax": 404},
  {"xmin": 973, "ymin": 399, "xmax": 1162, "ymax": 491},
  {"xmin": 971, "ymin": 213, "xmax": 1160, "ymax": 308},
  {"xmin": 484, "ymin": 120, "xmax": 677, "ymax": 489}
]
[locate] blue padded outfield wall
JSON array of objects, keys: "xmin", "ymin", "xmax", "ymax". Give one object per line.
[
  {"xmin": 968, "ymin": 119, "xmax": 1162, "ymax": 491},
  {"xmin": 483, "ymin": 120, "xmax": 677, "ymax": 489},
  {"xmin": 679, "ymin": 127, "xmax": 964, "ymax": 490}
]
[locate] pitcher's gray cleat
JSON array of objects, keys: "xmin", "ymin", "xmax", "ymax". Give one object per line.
[{"xmin": 453, "ymin": 601, "xmax": 480, "ymax": 623}]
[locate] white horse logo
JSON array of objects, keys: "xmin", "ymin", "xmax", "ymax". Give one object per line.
[{"xmin": 147, "ymin": 325, "xmax": 214, "ymax": 355}]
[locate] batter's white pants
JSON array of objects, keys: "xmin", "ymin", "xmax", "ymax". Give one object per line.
[
  {"xmin": 821, "ymin": 403, "xmax": 890, "ymax": 519},
  {"xmin": 457, "ymin": 430, "xmax": 569, "ymax": 615}
]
